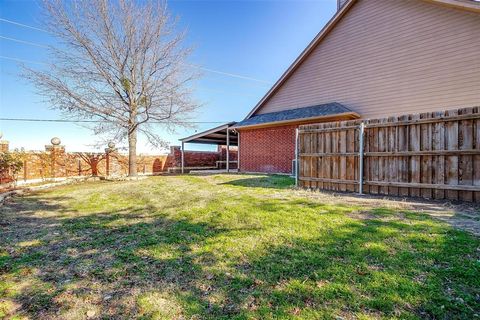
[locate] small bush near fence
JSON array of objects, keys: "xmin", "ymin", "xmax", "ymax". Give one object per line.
[{"xmin": 0, "ymin": 152, "xmax": 24, "ymax": 184}]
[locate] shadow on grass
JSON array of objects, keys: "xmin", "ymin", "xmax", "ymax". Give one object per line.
[
  {"xmin": 228, "ymin": 217, "xmax": 480, "ymax": 319},
  {"xmin": 1, "ymin": 192, "xmax": 479, "ymax": 319},
  {"xmin": 220, "ymin": 175, "xmax": 294, "ymax": 190}
]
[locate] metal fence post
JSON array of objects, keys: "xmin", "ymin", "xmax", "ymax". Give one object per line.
[
  {"xmin": 295, "ymin": 128, "xmax": 299, "ymax": 187},
  {"xmin": 358, "ymin": 122, "xmax": 365, "ymax": 194}
]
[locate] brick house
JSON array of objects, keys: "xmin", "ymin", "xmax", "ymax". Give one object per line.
[{"xmin": 183, "ymin": 0, "xmax": 480, "ymax": 174}]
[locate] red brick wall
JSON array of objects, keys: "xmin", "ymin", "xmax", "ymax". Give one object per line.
[
  {"xmin": 168, "ymin": 146, "xmax": 237, "ymax": 169},
  {"xmin": 239, "ymin": 125, "xmax": 296, "ymax": 174}
]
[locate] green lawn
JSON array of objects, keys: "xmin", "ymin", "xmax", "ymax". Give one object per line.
[{"xmin": 0, "ymin": 175, "xmax": 479, "ymax": 319}]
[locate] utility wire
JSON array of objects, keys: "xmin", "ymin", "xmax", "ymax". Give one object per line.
[
  {"xmin": 0, "ymin": 50, "xmax": 270, "ymax": 85},
  {"xmin": 0, "ymin": 55, "xmax": 262, "ymax": 98},
  {"xmin": 0, "ymin": 17, "xmax": 272, "ymax": 84},
  {"xmin": 0, "ymin": 55, "xmax": 47, "ymax": 65},
  {"xmin": 0, "ymin": 54, "xmax": 263, "ymax": 99},
  {"xmin": 187, "ymin": 65, "xmax": 270, "ymax": 84},
  {"xmin": 0, "ymin": 117, "xmax": 228, "ymax": 124},
  {"xmin": 0, "ymin": 35, "xmax": 49, "ymax": 48},
  {"xmin": 0, "ymin": 18, "xmax": 49, "ymax": 33}
]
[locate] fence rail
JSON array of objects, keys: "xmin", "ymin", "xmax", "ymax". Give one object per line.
[{"xmin": 298, "ymin": 107, "xmax": 480, "ymax": 202}]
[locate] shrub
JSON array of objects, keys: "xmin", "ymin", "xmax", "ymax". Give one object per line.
[{"xmin": 0, "ymin": 152, "xmax": 24, "ymax": 183}]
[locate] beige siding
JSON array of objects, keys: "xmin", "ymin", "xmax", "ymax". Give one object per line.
[{"xmin": 256, "ymin": 0, "xmax": 480, "ymax": 119}]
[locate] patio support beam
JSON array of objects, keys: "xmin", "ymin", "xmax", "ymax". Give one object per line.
[
  {"xmin": 237, "ymin": 131, "xmax": 240, "ymax": 172},
  {"xmin": 226, "ymin": 128, "xmax": 230, "ymax": 173},
  {"xmin": 181, "ymin": 141, "xmax": 185, "ymax": 174}
]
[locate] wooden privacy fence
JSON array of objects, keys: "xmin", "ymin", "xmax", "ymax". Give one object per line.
[{"xmin": 297, "ymin": 107, "xmax": 480, "ymax": 202}]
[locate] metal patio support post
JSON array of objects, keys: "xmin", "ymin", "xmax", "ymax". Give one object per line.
[
  {"xmin": 181, "ymin": 142, "xmax": 185, "ymax": 174},
  {"xmin": 358, "ymin": 122, "xmax": 365, "ymax": 194},
  {"xmin": 226, "ymin": 128, "xmax": 230, "ymax": 173},
  {"xmin": 237, "ymin": 131, "xmax": 240, "ymax": 172},
  {"xmin": 295, "ymin": 128, "xmax": 299, "ymax": 187}
]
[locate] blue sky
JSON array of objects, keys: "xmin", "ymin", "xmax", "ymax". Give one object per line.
[{"xmin": 0, "ymin": 0, "xmax": 337, "ymax": 153}]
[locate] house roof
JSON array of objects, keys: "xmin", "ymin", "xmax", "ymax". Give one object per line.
[
  {"xmin": 180, "ymin": 122, "xmax": 238, "ymax": 145},
  {"xmin": 244, "ymin": 0, "xmax": 480, "ymax": 120},
  {"xmin": 234, "ymin": 102, "xmax": 359, "ymax": 129}
]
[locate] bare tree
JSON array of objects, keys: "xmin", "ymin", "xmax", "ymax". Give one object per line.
[{"xmin": 24, "ymin": 0, "xmax": 200, "ymax": 176}]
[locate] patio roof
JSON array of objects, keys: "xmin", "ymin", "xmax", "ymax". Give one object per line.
[
  {"xmin": 234, "ymin": 102, "xmax": 359, "ymax": 129},
  {"xmin": 180, "ymin": 122, "xmax": 238, "ymax": 146}
]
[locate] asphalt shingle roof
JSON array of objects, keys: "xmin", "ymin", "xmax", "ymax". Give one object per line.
[{"xmin": 234, "ymin": 102, "xmax": 354, "ymax": 128}]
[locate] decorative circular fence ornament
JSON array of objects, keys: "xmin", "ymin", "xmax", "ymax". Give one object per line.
[{"xmin": 51, "ymin": 137, "xmax": 61, "ymax": 146}]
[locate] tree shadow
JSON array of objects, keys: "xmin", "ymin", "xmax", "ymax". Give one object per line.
[
  {"xmin": 1, "ymin": 192, "xmax": 478, "ymax": 319},
  {"xmin": 0, "ymin": 194, "xmax": 237, "ymax": 318},
  {"xmin": 220, "ymin": 175, "xmax": 294, "ymax": 190},
  {"xmin": 215, "ymin": 210, "xmax": 480, "ymax": 319}
]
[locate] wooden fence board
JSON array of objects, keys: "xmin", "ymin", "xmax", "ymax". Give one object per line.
[
  {"xmin": 445, "ymin": 109, "xmax": 459, "ymax": 201},
  {"xmin": 346, "ymin": 128, "xmax": 355, "ymax": 192},
  {"xmin": 432, "ymin": 111, "xmax": 445, "ymax": 200},
  {"xmin": 388, "ymin": 116, "xmax": 398, "ymax": 196},
  {"xmin": 475, "ymin": 111, "xmax": 480, "ymax": 202},
  {"xmin": 298, "ymin": 107, "xmax": 480, "ymax": 202},
  {"xmin": 398, "ymin": 114, "xmax": 409, "ymax": 197},
  {"xmin": 409, "ymin": 113, "xmax": 421, "ymax": 198},
  {"xmin": 420, "ymin": 112, "xmax": 433, "ymax": 199},
  {"xmin": 459, "ymin": 108, "xmax": 473, "ymax": 202}
]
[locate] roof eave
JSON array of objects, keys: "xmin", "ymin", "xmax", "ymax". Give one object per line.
[
  {"xmin": 235, "ymin": 111, "xmax": 360, "ymax": 130},
  {"xmin": 180, "ymin": 121, "xmax": 236, "ymax": 143}
]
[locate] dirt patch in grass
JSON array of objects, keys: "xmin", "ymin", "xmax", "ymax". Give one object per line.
[{"xmin": 1, "ymin": 175, "xmax": 479, "ymax": 319}]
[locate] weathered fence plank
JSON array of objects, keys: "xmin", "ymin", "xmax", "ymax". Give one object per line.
[{"xmin": 298, "ymin": 107, "xmax": 480, "ymax": 202}]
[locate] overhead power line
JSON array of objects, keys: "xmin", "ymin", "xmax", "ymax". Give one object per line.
[
  {"xmin": 0, "ymin": 55, "xmax": 264, "ymax": 100},
  {"xmin": 0, "ymin": 54, "xmax": 264, "ymax": 96},
  {"xmin": 0, "ymin": 117, "xmax": 228, "ymax": 124},
  {"xmin": 0, "ymin": 55, "xmax": 46, "ymax": 65},
  {"xmin": 0, "ymin": 16, "xmax": 272, "ymax": 84},
  {"xmin": 0, "ymin": 17, "xmax": 49, "ymax": 33},
  {"xmin": 0, "ymin": 35, "xmax": 49, "ymax": 48},
  {"xmin": 187, "ymin": 65, "xmax": 270, "ymax": 84}
]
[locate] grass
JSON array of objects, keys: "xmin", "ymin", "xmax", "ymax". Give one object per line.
[{"xmin": 0, "ymin": 174, "xmax": 479, "ymax": 319}]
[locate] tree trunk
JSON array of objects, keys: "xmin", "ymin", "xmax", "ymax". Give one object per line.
[{"xmin": 128, "ymin": 127, "xmax": 137, "ymax": 177}]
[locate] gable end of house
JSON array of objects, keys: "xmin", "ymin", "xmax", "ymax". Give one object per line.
[{"xmin": 245, "ymin": 0, "xmax": 480, "ymax": 120}]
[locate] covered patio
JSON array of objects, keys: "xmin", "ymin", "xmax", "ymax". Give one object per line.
[{"xmin": 179, "ymin": 122, "xmax": 238, "ymax": 173}]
